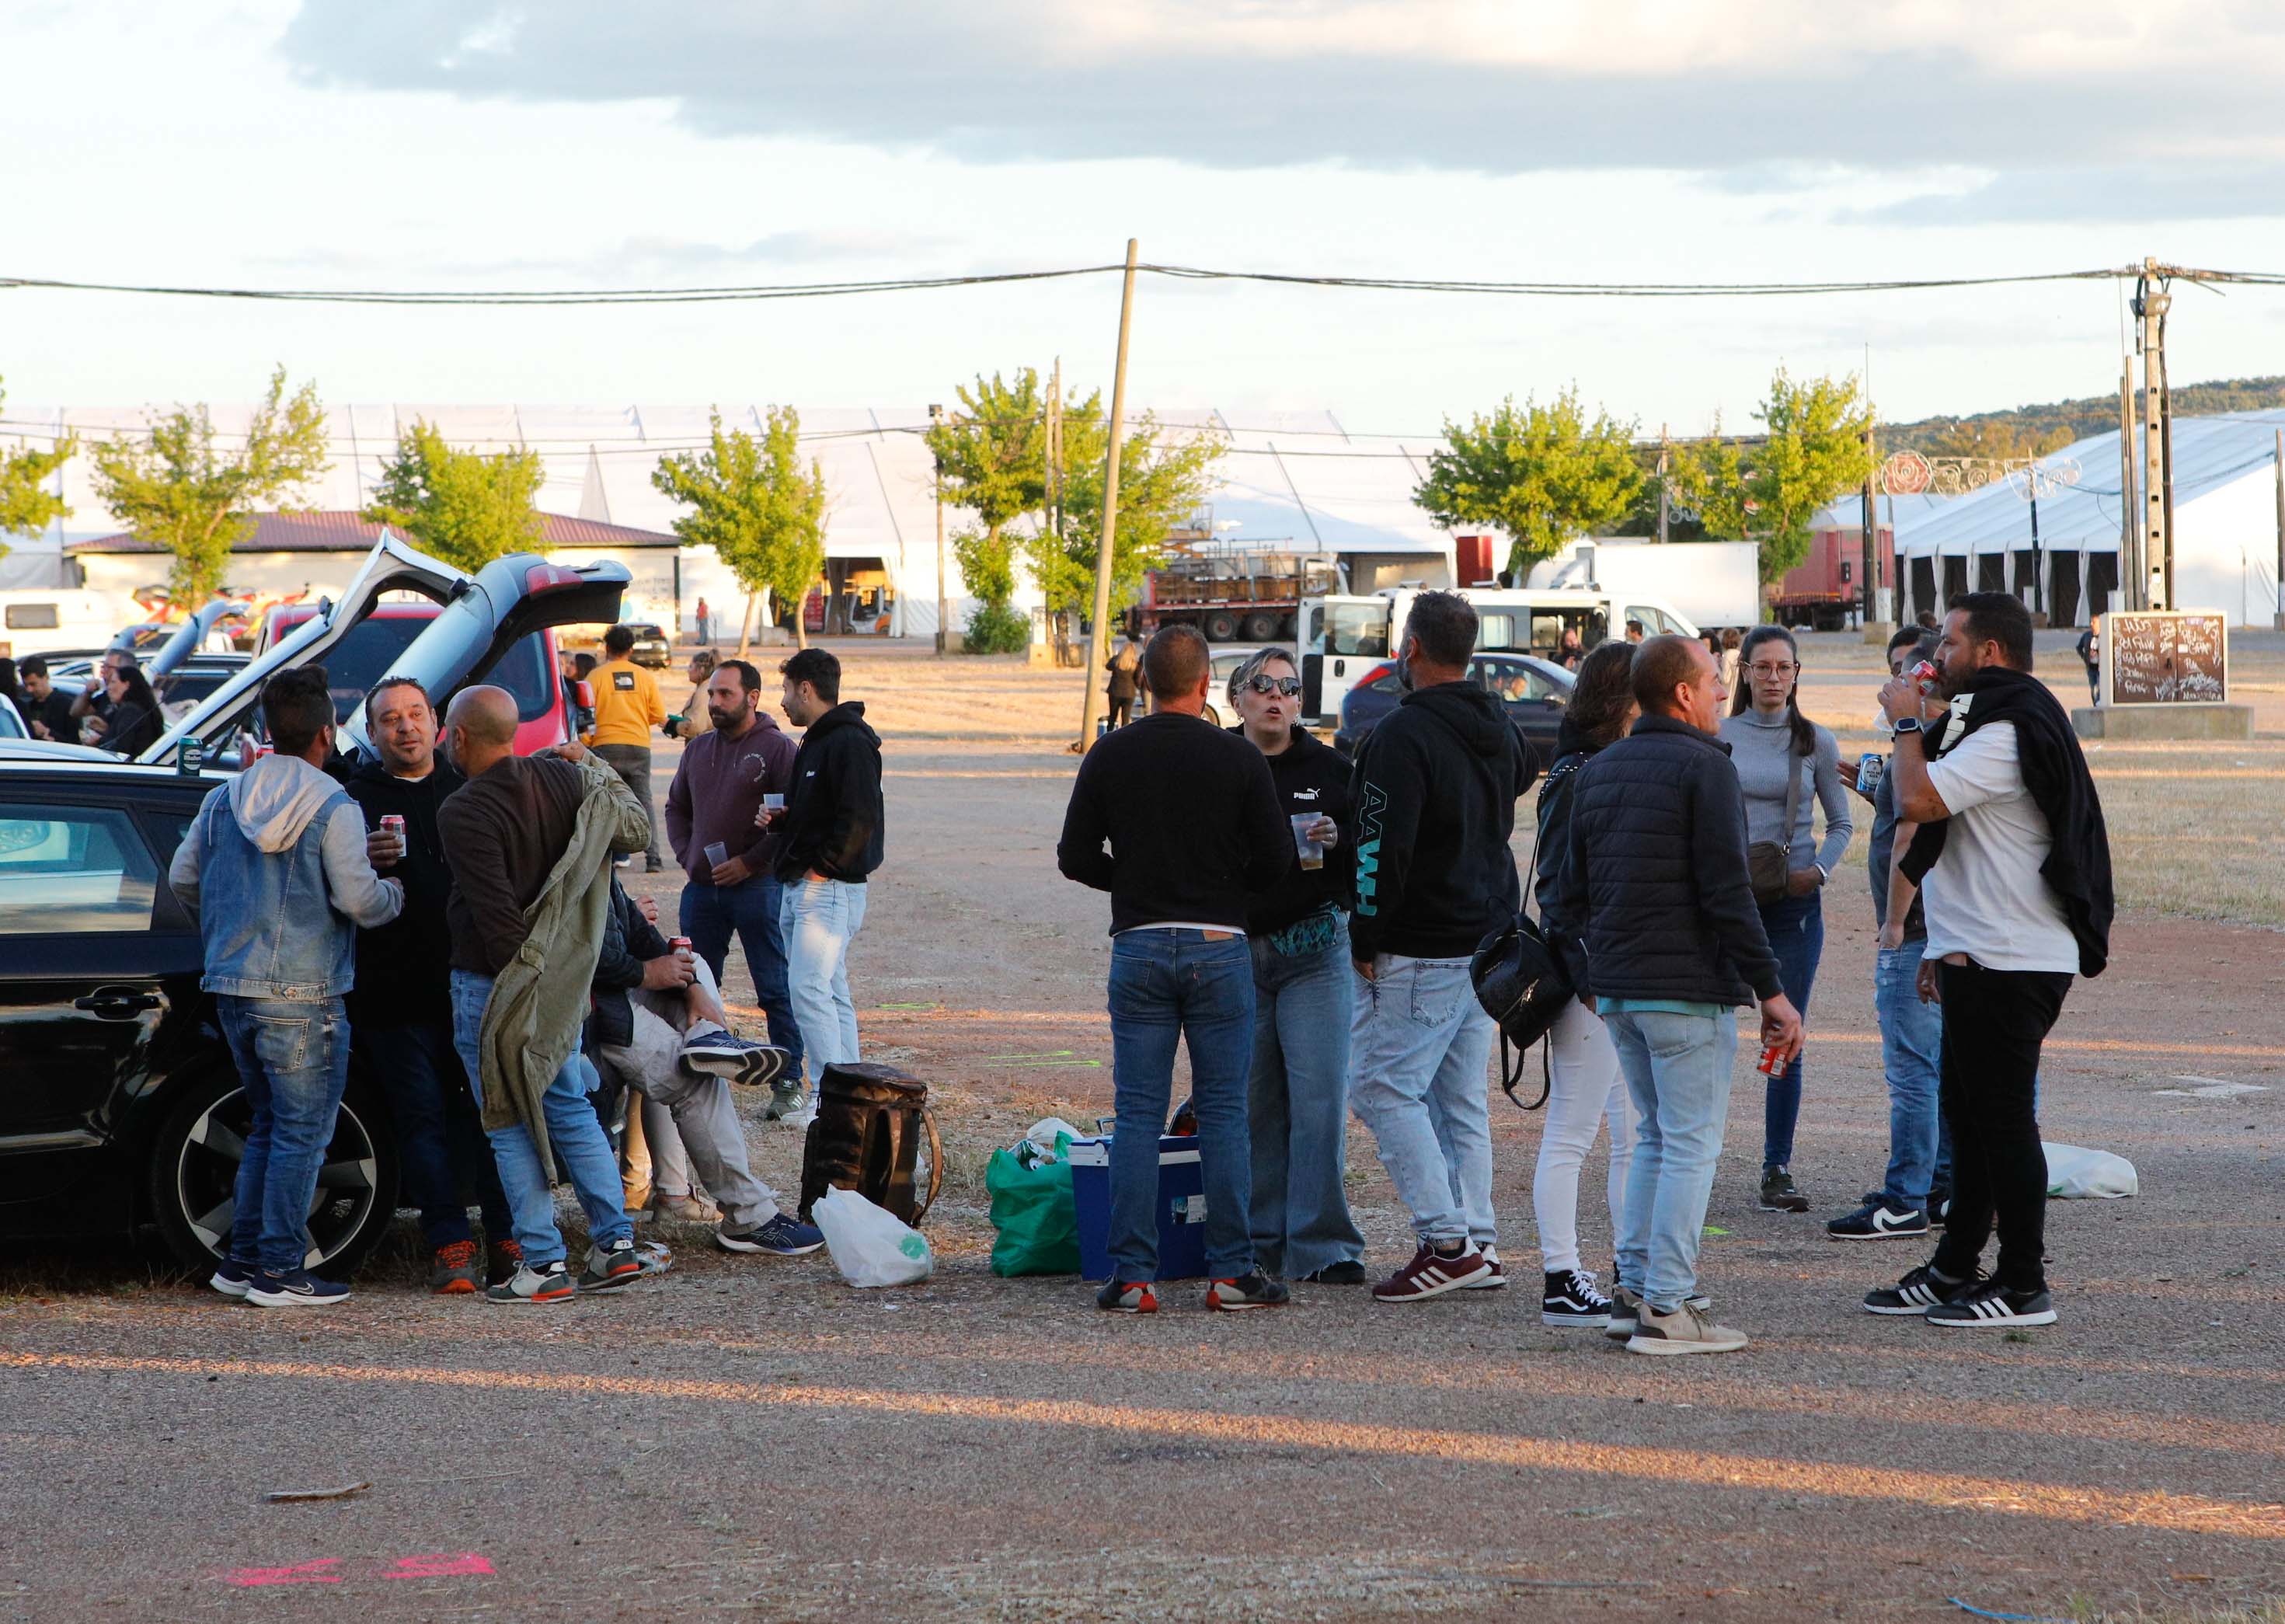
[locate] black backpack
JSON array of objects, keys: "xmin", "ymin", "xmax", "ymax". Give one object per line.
[{"xmin": 1470, "ymin": 912, "xmax": 1572, "ymax": 1110}]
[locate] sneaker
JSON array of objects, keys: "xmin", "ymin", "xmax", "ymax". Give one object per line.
[
  {"xmin": 680, "ymin": 1028, "xmax": 792, "ymax": 1092},
  {"xmin": 1626, "ymin": 1301, "xmax": 1749, "ymax": 1355},
  {"xmin": 1759, "ymin": 1166, "xmax": 1810, "ymax": 1213},
  {"xmin": 1862, "ymin": 1262, "xmax": 1977, "ymax": 1316},
  {"xmin": 1541, "ymin": 1268, "xmax": 1613, "ymax": 1328},
  {"xmin": 614, "ymin": 855, "xmax": 634, "ymax": 869},
  {"xmin": 246, "ymin": 1268, "xmax": 352, "ymax": 1309},
  {"xmin": 1604, "ymin": 1284, "xmax": 1642, "ymax": 1340},
  {"xmin": 1825, "ymin": 1200, "xmax": 1930, "ymax": 1242},
  {"xmin": 1298, "ymin": 1260, "xmax": 1368, "ymax": 1285},
  {"xmin": 1371, "ymin": 1242, "xmax": 1491, "ymax": 1302},
  {"xmin": 645, "ymin": 857, "xmax": 665, "ymax": 874},
  {"xmin": 765, "ymin": 1079, "xmax": 809, "ymax": 1122},
  {"xmin": 1206, "ymin": 1271, "xmax": 1290, "ymax": 1311},
  {"xmin": 1928, "ymin": 1190, "xmax": 1953, "ymax": 1227},
  {"xmin": 580, "ymin": 1235, "xmax": 654, "ymax": 1292},
  {"xmin": 1926, "ymin": 1279, "xmax": 2057, "ymax": 1329},
  {"xmin": 486, "ymin": 1260, "xmax": 576, "ymax": 1304},
  {"xmin": 1460, "ymin": 1246, "xmax": 1507, "ymax": 1289},
  {"xmin": 716, "ymin": 1212, "xmax": 825, "ymax": 1255},
  {"xmin": 650, "ymin": 1193, "xmax": 721, "ymax": 1225},
  {"xmin": 209, "ymin": 1256, "xmax": 257, "ymax": 1299},
  {"xmin": 1097, "ymin": 1278, "xmax": 1158, "ymax": 1314},
  {"xmin": 484, "ymin": 1239, "xmax": 523, "ymax": 1287},
  {"xmin": 781, "ymin": 1103, "xmax": 819, "ymax": 1130},
  {"xmin": 427, "ymin": 1239, "xmax": 482, "ymax": 1293}
]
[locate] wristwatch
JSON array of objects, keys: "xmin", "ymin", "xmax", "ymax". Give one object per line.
[{"xmin": 1892, "ymin": 716, "xmax": 1923, "ymax": 737}]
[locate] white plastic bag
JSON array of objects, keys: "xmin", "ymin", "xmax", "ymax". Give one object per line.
[
  {"xmin": 2043, "ymin": 1141, "xmax": 2138, "ymax": 1199},
  {"xmin": 1015, "ymin": 1117, "xmax": 1083, "ymax": 1169},
  {"xmin": 813, "ymin": 1186, "xmax": 935, "ymax": 1287}
]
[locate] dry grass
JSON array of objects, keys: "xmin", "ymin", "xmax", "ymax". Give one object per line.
[{"xmin": 2066, "ymin": 1597, "xmax": 2285, "ymax": 1624}]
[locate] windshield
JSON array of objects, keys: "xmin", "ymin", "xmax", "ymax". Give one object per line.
[
  {"xmin": 1322, "ymin": 602, "xmax": 1389, "ymax": 657},
  {"xmin": 298, "ymin": 618, "xmax": 554, "ymax": 726}
]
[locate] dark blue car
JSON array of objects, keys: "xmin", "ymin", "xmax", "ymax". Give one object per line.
[{"xmin": 1334, "ymin": 651, "xmax": 1573, "ymax": 757}]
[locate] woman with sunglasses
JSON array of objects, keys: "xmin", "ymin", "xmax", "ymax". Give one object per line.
[
  {"xmin": 1719, "ymin": 626, "xmax": 1852, "ymax": 1215},
  {"xmin": 1227, "ymin": 648, "xmax": 1367, "ymax": 1284},
  {"xmin": 89, "ymin": 660, "xmax": 164, "ymax": 757}
]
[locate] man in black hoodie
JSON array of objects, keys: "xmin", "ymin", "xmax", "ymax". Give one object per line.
[
  {"xmin": 1866, "ymin": 592, "xmax": 2111, "ymax": 1332},
  {"xmin": 1347, "ymin": 591, "xmax": 1540, "ymax": 1302},
  {"xmin": 756, "ymin": 648, "xmax": 884, "ymax": 1125},
  {"xmin": 346, "ymin": 677, "xmax": 514, "ymax": 1293}
]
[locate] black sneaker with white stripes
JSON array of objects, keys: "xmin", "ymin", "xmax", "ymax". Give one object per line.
[
  {"xmin": 1541, "ymin": 1268, "xmax": 1611, "ymax": 1329},
  {"xmin": 1925, "ymin": 1279, "xmax": 2057, "ymax": 1329},
  {"xmin": 1862, "ymin": 1262, "xmax": 1975, "ymax": 1316},
  {"xmin": 1826, "ymin": 1199, "xmax": 1930, "ymax": 1241}
]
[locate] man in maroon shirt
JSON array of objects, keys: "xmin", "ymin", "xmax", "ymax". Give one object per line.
[{"xmin": 664, "ymin": 657, "xmax": 804, "ymax": 1109}]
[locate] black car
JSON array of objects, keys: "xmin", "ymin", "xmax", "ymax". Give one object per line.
[{"xmin": 1333, "ymin": 651, "xmax": 1574, "ymax": 757}]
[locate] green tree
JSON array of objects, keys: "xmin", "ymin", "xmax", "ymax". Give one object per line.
[
  {"xmin": 87, "ymin": 367, "xmax": 330, "ymax": 602},
  {"xmin": 1414, "ymin": 389, "xmax": 1642, "ymax": 580},
  {"xmin": 651, "ymin": 407, "xmax": 827, "ymax": 653},
  {"xmin": 925, "ymin": 370, "xmax": 1049, "ymax": 652},
  {"xmin": 0, "ymin": 380, "xmax": 75, "ymax": 559},
  {"xmin": 1675, "ymin": 370, "xmax": 1876, "ymax": 584},
  {"xmin": 1020, "ymin": 390, "xmax": 1224, "ymax": 624},
  {"xmin": 1666, "ymin": 417, "xmax": 1753, "ymax": 544},
  {"xmin": 364, "ymin": 421, "xmax": 545, "ymax": 571}
]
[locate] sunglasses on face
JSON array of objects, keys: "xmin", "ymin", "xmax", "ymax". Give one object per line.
[{"xmin": 1244, "ymin": 675, "xmax": 1302, "ymax": 698}]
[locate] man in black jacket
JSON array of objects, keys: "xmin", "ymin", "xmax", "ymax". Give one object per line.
[
  {"xmin": 1346, "ymin": 591, "xmax": 1540, "ymax": 1302},
  {"xmin": 346, "ymin": 677, "xmax": 513, "ymax": 1293},
  {"xmin": 1559, "ymin": 635, "xmax": 1802, "ymax": 1355},
  {"xmin": 756, "ymin": 648, "xmax": 884, "ymax": 1126},
  {"xmin": 1867, "ymin": 592, "xmax": 2110, "ymax": 1331}
]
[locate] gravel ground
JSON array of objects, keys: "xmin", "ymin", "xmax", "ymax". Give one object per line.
[{"xmin": 2, "ymin": 638, "xmax": 2280, "ymax": 1622}]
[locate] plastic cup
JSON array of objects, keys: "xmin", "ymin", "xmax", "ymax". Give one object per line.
[
  {"xmin": 763, "ymin": 793, "xmax": 785, "ymax": 811},
  {"xmin": 704, "ymin": 841, "xmax": 729, "ymax": 868},
  {"xmin": 1290, "ymin": 813, "xmax": 1325, "ymax": 870}
]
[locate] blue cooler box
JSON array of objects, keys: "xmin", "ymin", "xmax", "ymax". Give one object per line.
[{"xmin": 1068, "ymin": 1134, "xmax": 1207, "ymax": 1281}]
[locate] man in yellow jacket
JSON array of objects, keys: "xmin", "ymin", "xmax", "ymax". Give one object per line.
[{"xmin": 584, "ymin": 624, "xmax": 670, "ymax": 871}]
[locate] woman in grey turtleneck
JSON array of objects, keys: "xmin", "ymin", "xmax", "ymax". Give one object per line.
[{"xmin": 1718, "ymin": 626, "xmax": 1853, "ymax": 1216}]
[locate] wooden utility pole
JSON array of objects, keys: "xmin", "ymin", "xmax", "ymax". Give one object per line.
[
  {"xmin": 1078, "ymin": 239, "xmax": 1139, "ymax": 748},
  {"xmin": 930, "ymin": 403, "xmax": 949, "ymax": 653},
  {"xmin": 2116, "ymin": 369, "xmax": 2137, "ymax": 613},
  {"xmin": 1859, "ymin": 424, "xmax": 1879, "ymax": 629},
  {"xmin": 1656, "ymin": 425, "xmax": 1670, "ymax": 545},
  {"xmin": 2134, "ymin": 261, "xmax": 2172, "ymax": 611}
]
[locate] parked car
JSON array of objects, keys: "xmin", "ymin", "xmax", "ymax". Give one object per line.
[
  {"xmin": 622, "ymin": 622, "xmax": 671, "ymax": 669},
  {"xmin": 0, "ymin": 695, "xmax": 26, "ymax": 739},
  {"xmin": 1333, "ymin": 651, "xmax": 1573, "ymax": 758}
]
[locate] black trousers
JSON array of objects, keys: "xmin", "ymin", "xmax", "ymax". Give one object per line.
[
  {"xmin": 1107, "ymin": 695, "xmax": 1134, "ymax": 727},
  {"xmin": 1929, "ymin": 959, "xmax": 2071, "ymax": 1293}
]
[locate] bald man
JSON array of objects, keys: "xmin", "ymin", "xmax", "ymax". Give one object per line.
[{"xmin": 437, "ymin": 686, "xmax": 658, "ymax": 1303}]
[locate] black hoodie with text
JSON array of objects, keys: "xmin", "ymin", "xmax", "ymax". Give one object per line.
[
  {"xmin": 1347, "ymin": 680, "xmax": 1541, "ymax": 961},
  {"xmin": 773, "ymin": 700, "xmax": 886, "ymax": 884}
]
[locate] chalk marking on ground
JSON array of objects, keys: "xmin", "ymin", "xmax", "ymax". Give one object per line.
[
  {"xmin": 9, "ymin": 1351, "xmax": 2280, "ymax": 1542},
  {"xmin": 2153, "ymin": 1077, "xmax": 2271, "ymax": 1099}
]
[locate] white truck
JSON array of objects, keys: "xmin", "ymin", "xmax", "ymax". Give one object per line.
[
  {"xmin": 1527, "ymin": 538, "xmax": 1761, "ymax": 633},
  {"xmin": 0, "ymin": 590, "xmax": 132, "ymax": 660},
  {"xmin": 1298, "ymin": 584, "xmax": 1702, "ymax": 727}
]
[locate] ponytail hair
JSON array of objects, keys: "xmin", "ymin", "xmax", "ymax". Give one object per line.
[{"xmin": 1730, "ymin": 624, "xmax": 1817, "ymax": 756}]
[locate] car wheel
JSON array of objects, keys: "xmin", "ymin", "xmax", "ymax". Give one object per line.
[
  {"xmin": 1203, "ymin": 612, "xmax": 1239, "ymax": 642},
  {"xmin": 145, "ymin": 1064, "xmax": 400, "ymax": 1276}
]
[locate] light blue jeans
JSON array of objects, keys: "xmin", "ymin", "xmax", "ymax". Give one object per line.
[
  {"xmin": 1246, "ymin": 918, "xmax": 1364, "ymax": 1278},
  {"xmin": 779, "ymin": 876, "xmax": 869, "ymax": 1101},
  {"xmin": 218, "ymin": 995, "xmax": 351, "ymax": 1275},
  {"xmin": 448, "ymin": 970, "xmax": 634, "ymax": 1270},
  {"xmin": 1873, "ymin": 939, "xmax": 1952, "ymax": 1210},
  {"xmin": 1347, "ymin": 955, "xmax": 1496, "ymax": 1249},
  {"xmin": 1608, "ymin": 1007, "xmax": 1739, "ymax": 1312}
]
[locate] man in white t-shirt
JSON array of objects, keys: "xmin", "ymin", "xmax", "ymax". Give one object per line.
[{"xmin": 1862, "ymin": 592, "xmax": 2099, "ymax": 1332}]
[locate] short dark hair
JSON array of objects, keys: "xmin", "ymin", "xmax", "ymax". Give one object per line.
[
  {"xmin": 17, "ymin": 655, "xmax": 47, "ymax": 679},
  {"xmin": 604, "ymin": 625, "xmax": 635, "ymax": 656},
  {"xmin": 1886, "ymin": 625, "xmax": 1927, "ymax": 656},
  {"xmin": 1567, "ymin": 639, "xmax": 1637, "ymax": 750},
  {"xmin": 718, "ymin": 657, "xmax": 761, "ymax": 694},
  {"xmin": 1949, "ymin": 591, "xmax": 2034, "ymax": 670},
  {"xmin": 691, "ymin": 649, "xmax": 719, "ymax": 674},
  {"xmin": 364, "ymin": 674, "xmax": 433, "ymax": 727},
  {"xmin": 1401, "ymin": 591, "xmax": 1477, "ymax": 668},
  {"xmin": 1141, "ymin": 624, "xmax": 1209, "ymax": 699},
  {"xmin": 573, "ymin": 652, "xmax": 597, "ymax": 680},
  {"xmin": 263, "ymin": 665, "xmax": 335, "ymax": 755},
  {"xmin": 781, "ymin": 647, "xmax": 841, "ymax": 704},
  {"xmin": 1630, "ymin": 633, "xmax": 1705, "ymax": 718}
]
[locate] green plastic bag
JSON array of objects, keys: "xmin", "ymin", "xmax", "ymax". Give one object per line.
[{"xmin": 987, "ymin": 1133, "xmax": 1081, "ymax": 1276}]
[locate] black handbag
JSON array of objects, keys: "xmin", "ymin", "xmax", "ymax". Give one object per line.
[
  {"xmin": 1747, "ymin": 736, "xmax": 1804, "ymax": 904},
  {"xmin": 1470, "ymin": 911, "xmax": 1570, "ymax": 1110}
]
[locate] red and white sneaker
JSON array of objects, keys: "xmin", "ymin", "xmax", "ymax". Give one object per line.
[
  {"xmin": 1459, "ymin": 1246, "xmax": 1506, "ymax": 1289},
  {"xmin": 1371, "ymin": 1242, "xmax": 1492, "ymax": 1302},
  {"xmin": 1096, "ymin": 1279, "xmax": 1158, "ymax": 1314}
]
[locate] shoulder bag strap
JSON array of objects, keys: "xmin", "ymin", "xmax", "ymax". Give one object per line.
[{"xmin": 1779, "ymin": 732, "xmax": 1803, "ymax": 857}]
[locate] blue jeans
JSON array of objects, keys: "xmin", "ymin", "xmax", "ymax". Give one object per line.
[
  {"xmin": 680, "ymin": 874, "xmax": 803, "ymax": 1078},
  {"xmin": 1246, "ymin": 918, "xmax": 1364, "ymax": 1278},
  {"xmin": 448, "ymin": 970, "xmax": 634, "ymax": 1270},
  {"xmin": 1346, "ymin": 955, "xmax": 1496, "ymax": 1249},
  {"xmin": 218, "ymin": 995, "xmax": 351, "ymax": 1275},
  {"xmin": 779, "ymin": 876, "xmax": 867, "ymax": 1099},
  {"xmin": 1756, "ymin": 890, "xmax": 1824, "ymax": 1169},
  {"xmin": 358, "ymin": 1019, "xmax": 512, "ymax": 1249},
  {"xmin": 1873, "ymin": 939, "xmax": 1952, "ymax": 1209},
  {"xmin": 1608, "ymin": 1006, "xmax": 1739, "ymax": 1312},
  {"xmin": 1106, "ymin": 929, "xmax": 1256, "ymax": 1282}
]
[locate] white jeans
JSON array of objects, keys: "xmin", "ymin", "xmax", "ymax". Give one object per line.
[
  {"xmin": 1531, "ymin": 998, "xmax": 1638, "ymax": 1276},
  {"xmin": 779, "ymin": 875, "xmax": 868, "ymax": 1100}
]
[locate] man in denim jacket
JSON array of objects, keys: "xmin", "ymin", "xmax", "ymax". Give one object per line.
[{"xmin": 169, "ymin": 666, "xmax": 404, "ymax": 1309}]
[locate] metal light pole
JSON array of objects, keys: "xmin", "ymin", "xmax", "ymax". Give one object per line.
[
  {"xmin": 1078, "ymin": 239, "xmax": 1139, "ymax": 748},
  {"xmin": 930, "ymin": 403, "xmax": 948, "ymax": 653}
]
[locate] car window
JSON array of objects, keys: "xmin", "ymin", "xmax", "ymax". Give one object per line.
[
  {"xmin": 1475, "ymin": 613, "xmax": 1517, "ymax": 653},
  {"xmin": 1475, "ymin": 659, "xmax": 1563, "ymax": 705},
  {"xmin": 5, "ymin": 603, "xmax": 61, "ymax": 630},
  {"xmin": 0, "ymin": 699, "xmax": 23, "ymax": 738},
  {"xmin": 1324, "ymin": 603, "xmax": 1388, "ymax": 657},
  {"xmin": 0, "ymin": 804, "xmax": 161, "ymax": 933},
  {"xmin": 1626, "ymin": 605, "xmax": 1682, "ymax": 638},
  {"xmin": 491, "ymin": 633, "xmax": 556, "ymax": 723}
]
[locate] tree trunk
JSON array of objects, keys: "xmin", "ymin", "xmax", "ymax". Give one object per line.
[{"xmin": 737, "ymin": 592, "xmax": 757, "ymax": 661}]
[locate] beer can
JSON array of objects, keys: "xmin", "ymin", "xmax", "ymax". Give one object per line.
[
  {"xmin": 178, "ymin": 735, "xmax": 204, "ymax": 777},
  {"xmin": 380, "ymin": 814, "xmax": 406, "ymax": 838},
  {"xmin": 1855, "ymin": 753, "xmax": 1886, "ymax": 796},
  {"xmin": 1907, "ymin": 658, "xmax": 1941, "ymax": 697},
  {"xmin": 1756, "ymin": 1043, "xmax": 1786, "ymax": 1076},
  {"xmin": 668, "ymin": 936, "xmax": 691, "ymax": 955}
]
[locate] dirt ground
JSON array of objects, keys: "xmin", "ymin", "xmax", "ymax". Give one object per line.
[{"xmin": 3, "ymin": 636, "xmax": 2281, "ymax": 1622}]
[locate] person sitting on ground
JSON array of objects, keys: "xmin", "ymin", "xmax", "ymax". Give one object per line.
[
  {"xmin": 588, "ymin": 879, "xmax": 822, "ymax": 1256},
  {"xmin": 661, "ymin": 650, "xmax": 719, "ymax": 741}
]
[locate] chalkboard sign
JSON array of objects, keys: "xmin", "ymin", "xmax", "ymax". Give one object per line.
[{"xmin": 2106, "ymin": 611, "xmax": 2229, "ymax": 706}]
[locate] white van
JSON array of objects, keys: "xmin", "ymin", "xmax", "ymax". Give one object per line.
[
  {"xmin": 0, "ymin": 591, "xmax": 129, "ymax": 660},
  {"xmin": 1299, "ymin": 585, "xmax": 1700, "ymax": 726}
]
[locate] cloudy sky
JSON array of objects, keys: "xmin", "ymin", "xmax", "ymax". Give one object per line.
[{"xmin": 7, "ymin": 0, "xmax": 2285, "ymax": 434}]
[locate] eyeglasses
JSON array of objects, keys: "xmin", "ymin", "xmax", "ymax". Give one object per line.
[
  {"xmin": 1243, "ymin": 675, "xmax": 1303, "ymax": 698},
  {"xmin": 1747, "ymin": 662, "xmax": 1798, "ymax": 678}
]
